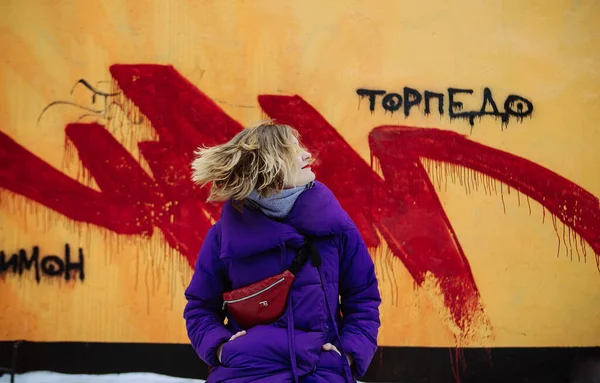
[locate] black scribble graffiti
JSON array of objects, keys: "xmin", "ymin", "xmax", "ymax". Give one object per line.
[
  {"xmin": 37, "ymin": 101, "xmax": 103, "ymax": 125},
  {"xmin": 71, "ymin": 79, "xmax": 120, "ymax": 104},
  {"xmin": 37, "ymin": 79, "xmax": 144, "ymax": 125}
]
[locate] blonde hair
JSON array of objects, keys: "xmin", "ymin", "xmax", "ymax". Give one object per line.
[{"xmin": 191, "ymin": 120, "xmax": 306, "ymax": 202}]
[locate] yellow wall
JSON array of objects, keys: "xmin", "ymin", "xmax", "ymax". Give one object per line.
[{"xmin": 1, "ymin": 0, "xmax": 599, "ymax": 348}]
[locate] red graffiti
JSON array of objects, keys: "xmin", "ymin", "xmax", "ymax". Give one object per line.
[
  {"xmin": 259, "ymin": 95, "xmax": 483, "ymax": 328},
  {"xmin": 1, "ymin": 64, "xmax": 599, "ymax": 335}
]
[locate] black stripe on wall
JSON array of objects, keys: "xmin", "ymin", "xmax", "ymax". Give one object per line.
[{"xmin": 0, "ymin": 342, "xmax": 598, "ymax": 382}]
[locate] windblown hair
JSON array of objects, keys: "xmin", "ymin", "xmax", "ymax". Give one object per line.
[{"xmin": 191, "ymin": 120, "xmax": 305, "ymax": 202}]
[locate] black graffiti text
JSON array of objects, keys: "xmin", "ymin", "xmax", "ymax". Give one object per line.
[
  {"xmin": 356, "ymin": 87, "xmax": 534, "ymax": 126},
  {"xmin": 0, "ymin": 244, "xmax": 85, "ymax": 283}
]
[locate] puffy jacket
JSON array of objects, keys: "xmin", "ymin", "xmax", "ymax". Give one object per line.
[{"xmin": 184, "ymin": 181, "xmax": 381, "ymax": 382}]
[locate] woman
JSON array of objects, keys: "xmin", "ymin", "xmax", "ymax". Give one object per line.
[{"xmin": 183, "ymin": 121, "xmax": 381, "ymax": 383}]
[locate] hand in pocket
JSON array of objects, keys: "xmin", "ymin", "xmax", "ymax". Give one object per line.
[
  {"xmin": 217, "ymin": 330, "xmax": 246, "ymax": 363},
  {"xmin": 322, "ymin": 343, "xmax": 353, "ymax": 366},
  {"xmin": 321, "ymin": 342, "xmax": 341, "ymax": 356}
]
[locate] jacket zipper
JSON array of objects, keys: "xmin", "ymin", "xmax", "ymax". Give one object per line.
[{"xmin": 222, "ymin": 277, "xmax": 286, "ymax": 310}]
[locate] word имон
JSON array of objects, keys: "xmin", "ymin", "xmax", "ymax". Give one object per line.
[{"xmin": 0, "ymin": 244, "xmax": 84, "ymax": 283}]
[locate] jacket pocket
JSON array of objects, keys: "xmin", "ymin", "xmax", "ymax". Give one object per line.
[
  {"xmin": 318, "ymin": 348, "xmax": 344, "ymax": 373},
  {"xmin": 219, "ymin": 325, "xmax": 290, "ymax": 368}
]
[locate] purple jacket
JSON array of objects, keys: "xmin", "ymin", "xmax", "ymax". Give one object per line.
[{"xmin": 183, "ymin": 181, "xmax": 381, "ymax": 382}]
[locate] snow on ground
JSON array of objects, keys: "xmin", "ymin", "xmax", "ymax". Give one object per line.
[
  {"xmin": 0, "ymin": 372, "xmax": 205, "ymax": 383},
  {"xmin": 0, "ymin": 372, "xmax": 368, "ymax": 382}
]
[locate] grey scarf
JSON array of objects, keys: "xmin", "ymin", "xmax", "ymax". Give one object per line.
[{"xmin": 246, "ymin": 183, "xmax": 312, "ymax": 219}]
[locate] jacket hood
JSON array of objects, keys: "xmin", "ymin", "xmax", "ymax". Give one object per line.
[{"xmin": 218, "ymin": 181, "xmax": 353, "ymax": 259}]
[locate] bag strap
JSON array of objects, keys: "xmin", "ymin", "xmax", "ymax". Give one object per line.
[{"xmin": 288, "ymin": 238, "xmax": 322, "ymax": 276}]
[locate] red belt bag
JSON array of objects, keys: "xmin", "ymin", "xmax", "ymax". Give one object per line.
[{"xmin": 222, "ymin": 239, "xmax": 321, "ymax": 329}]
